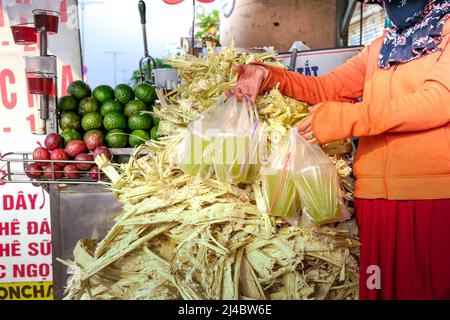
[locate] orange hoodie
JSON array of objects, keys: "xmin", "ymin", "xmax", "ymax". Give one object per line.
[{"xmin": 257, "ymin": 21, "xmax": 450, "ymax": 200}]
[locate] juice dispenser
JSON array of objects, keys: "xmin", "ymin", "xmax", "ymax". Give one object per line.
[
  {"xmin": 32, "ymin": 0, "xmax": 61, "ymax": 35},
  {"xmin": 8, "ymin": 1, "xmax": 62, "ymax": 134},
  {"xmin": 24, "ymin": 56, "xmax": 57, "ymax": 95},
  {"xmin": 6, "ymin": 3, "xmax": 37, "ymax": 45}
]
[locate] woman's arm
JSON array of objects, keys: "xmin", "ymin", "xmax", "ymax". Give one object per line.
[
  {"xmin": 312, "ymin": 38, "xmax": 450, "ymax": 144},
  {"xmin": 253, "ymin": 45, "xmax": 369, "ymax": 105}
]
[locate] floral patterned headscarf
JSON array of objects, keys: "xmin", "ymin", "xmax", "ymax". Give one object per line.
[{"xmin": 357, "ymin": 0, "xmax": 450, "ymax": 69}]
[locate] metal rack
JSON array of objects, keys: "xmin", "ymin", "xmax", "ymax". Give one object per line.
[{"xmin": 0, "ymin": 152, "xmax": 106, "ymax": 185}]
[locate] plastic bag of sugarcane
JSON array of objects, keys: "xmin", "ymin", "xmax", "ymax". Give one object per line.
[
  {"xmin": 176, "ymin": 95, "xmax": 262, "ymax": 185},
  {"xmin": 175, "ymin": 96, "xmax": 228, "ymax": 179},
  {"xmin": 262, "ymin": 128, "xmax": 350, "ymax": 226},
  {"xmin": 207, "ymin": 95, "xmax": 261, "ymax": 185}
]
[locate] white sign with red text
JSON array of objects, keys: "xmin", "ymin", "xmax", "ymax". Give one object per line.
[
  {"xmin": 0, "ymin": 0, "xmax": 81, "ymax": 300},
  {"xmin": 0, "ymin": 134, "xmax": 53, "ymax": 299},
  {"xmin": 275, "ymin": 47, "xmax": 363, "ymax": 77}
]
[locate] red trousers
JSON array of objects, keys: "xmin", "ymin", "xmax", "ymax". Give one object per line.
[{"xmin": 355, "ymin": 198, "xmax": 450, "ymax": 300}]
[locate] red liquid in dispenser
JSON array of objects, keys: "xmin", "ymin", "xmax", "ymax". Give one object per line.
[
  {"xmin": 10, "ymin": 24, "xmax": 37, "ymax": 45},
  {"xmin": 34, "ymin": 12, "xmax": 59, "ymax": 34},
  {"xmin": 27, "ymin": 75, "xmax": 54, "ymax": 95}
]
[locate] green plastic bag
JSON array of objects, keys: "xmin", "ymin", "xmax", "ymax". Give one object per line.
[
  {"xmin": 207, "ymin": 96, "xmax": 260, "ymax": 184},
  {"xmin": 176, "ymin": 97, "xmax": 225, "ymax": 180},
  {"xmin": 177, "ymin": 95, "xmax": 261, "ymax": 183},
  {"xmin": 291, "ymin": 129, "xmax": 350, "ymax": 225},
  {"xmin": 262, "ymin": 128, "xmax": 300, "ymax": 218},
  {"xmin": 262, "ymin": 128, "xmax": 349, "ymax": 225}
]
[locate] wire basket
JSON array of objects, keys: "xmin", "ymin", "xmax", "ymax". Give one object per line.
[{"xmin": 0, "ymin": 152, "xmax": 107, "ymax": 185}]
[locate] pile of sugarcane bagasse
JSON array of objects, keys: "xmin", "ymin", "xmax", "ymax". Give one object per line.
[{"xmin": 60, "ymin": 45, "xmax": 360, "ymax": 300}]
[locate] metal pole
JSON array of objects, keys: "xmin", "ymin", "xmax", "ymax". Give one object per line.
[
  {"xmin": 81, "ymin": 4, "xmax": 85, "ymax": 58},
  {"xmin": 121, "ymin": 69, "xmax": 129, "ymax": 82},
  {"xmin": 191, "ymin": 0, "xmax": 195, "ymax": 54},
  {"xmin": 113, "ymin": 54, "xmax": 117, "ymax": 85},
  {"xmin": 104, "ymin": 51, "xmax": 124, "ymax": 86},
  {"xmin": 289, "ymin": 48, "xmax": 298, "ymax": 71},
  {"xmin": 360, "ymin": 3, "xmax": 363, "ymax": 45},
  {"xmin": 38, "ymin": 30, "xmax": 48, "ymax": 134},
  {"xmin": 49, "ymin": 184, "xmax": 63, "ymax": 300},
  {"xmin": 338, "ymin": 0, "xmax": 357, "ymax": 47},
  {"xmin": 52, "ymin": 56, "xmax": 59, "ymax": 134},
  {"xmin": 39, "ymin": 30, "xmax": 47, "ymax": 56}
]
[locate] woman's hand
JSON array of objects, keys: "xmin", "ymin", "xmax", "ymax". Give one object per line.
[
  {"xmin": 227, "ymin": 64, "xmax": 269, "ymax": 102},
  {"xmin": 297, "ymin": 103, "xmax": 322, "ymax": 144}
]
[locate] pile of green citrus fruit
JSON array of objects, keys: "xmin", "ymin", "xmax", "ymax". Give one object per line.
[{"xmin": 58, "ymin": 81, "xmax": 160, "ymax": 149}]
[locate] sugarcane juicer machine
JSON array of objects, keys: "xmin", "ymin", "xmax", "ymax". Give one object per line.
[
  {"xmin": 137, "ymin": 1, "xmax": 179, "ymax": 90},
  {"xmin": 138, "ymin": 0, "xmax": 156, "ymax": 84}
]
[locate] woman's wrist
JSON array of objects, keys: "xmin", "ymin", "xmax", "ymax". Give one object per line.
[
  {"xmin": 260, "ymin": 65, "xmax": 270, "ymax": 82},
  {"xmin": 251, "ymin": 64, "xmax": 269, "ymax": 82},
  {"xmin": 248, "ymin": 62, "xmax": 271, "ymax": 90}
]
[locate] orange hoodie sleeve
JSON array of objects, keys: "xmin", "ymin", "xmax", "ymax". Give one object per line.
[
  {"xmin": 312, "ymin": 38, "xmax": 450, "ymax": 144},
  {"xmin": 251, "ymin": 46, "xmax": 369, "ymax": 105}
]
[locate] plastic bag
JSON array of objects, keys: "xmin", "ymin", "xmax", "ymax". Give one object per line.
[
  {"xmin": 262, "ymin": 127, "xmax": 349, "ymax": 224},
  {"xmin": 207, "ymin": 96, "xmax": 260, "ymax": 184},
  {"xmin": 176, "ymin": 96, "xmax": 226, "ymax": 179},
  {"xmin": 177, "ymin": 130, "xmax": 213, "ymax": 179},
  {"xmin": 243, "ymin": 121, "xmax": 266, "ymax": 184},
  {"xmin": 291, "ymin": 129, "xmax": 350, "ymax": 225},
  {"xmin": 261, "ymin": 128, "xmax": 300, "ymax": 218}
]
